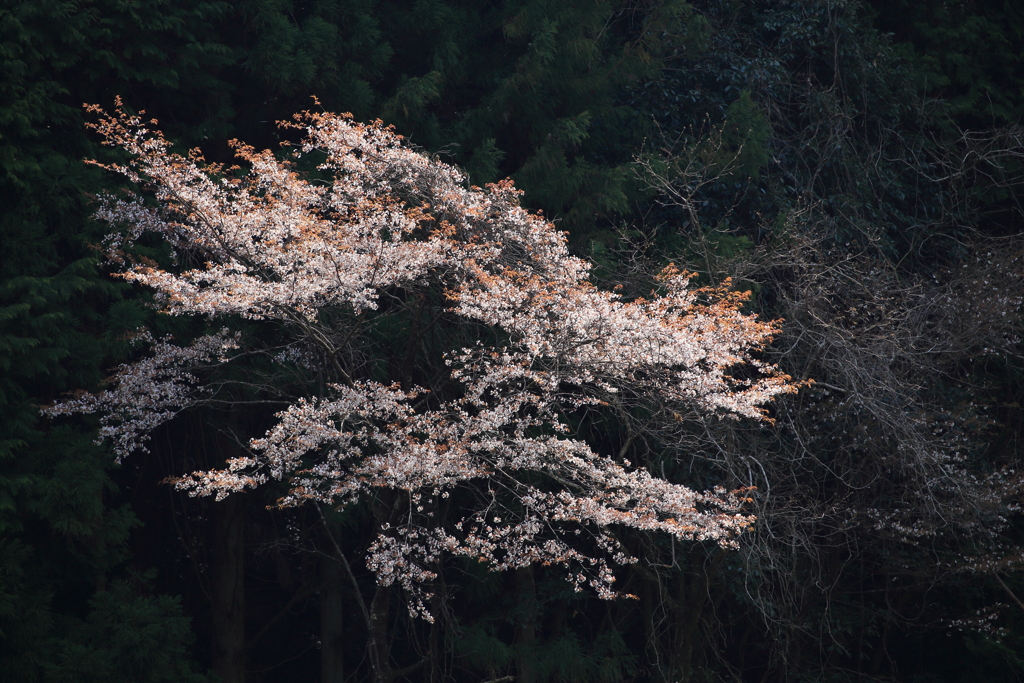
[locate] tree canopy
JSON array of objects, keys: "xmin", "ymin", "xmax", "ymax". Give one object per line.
[{"xmin": 47, "ymin": 104, "xmax": 794, "ymax": 623}]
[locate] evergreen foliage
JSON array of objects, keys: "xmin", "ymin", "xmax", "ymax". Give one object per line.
[{"xmin": 868, "ymin": 0, "xmax": 1024, "ymax": 127}]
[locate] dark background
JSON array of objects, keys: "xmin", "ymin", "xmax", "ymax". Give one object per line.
[{"xmin": 4, "ymin": 1, "xmax": 1024, "ymax": 681}]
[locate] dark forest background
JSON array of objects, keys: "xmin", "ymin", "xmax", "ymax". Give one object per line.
[{"xmin": 5, "ymin": 1, "xmax": 1024, "ymax": 682}]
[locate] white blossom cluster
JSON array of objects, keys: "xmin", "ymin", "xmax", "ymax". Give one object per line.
[
  {"xmin": 49, "ymin": 102, "xmax": 796, "ymax": 607},
  {"xmin": 43, "ymin": 328, "xmax": 240, "ymax": 457}
]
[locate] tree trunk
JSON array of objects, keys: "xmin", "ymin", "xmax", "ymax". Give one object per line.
[
  {"xmin": 321, "ymin": 555, "xmax": 345, "ymax": 683},
  {"xmin": 428, "ymin": 584, "xmax": 442, "ymax": 683},
  {"xmin": 641, "ymin": 570, "xmax": 665, "ymax": 683},
  {"xmin": 514, "ymin": 567, "xmax": 538, "ymax": 683},
  {"xmin": 368, "ymin": 582, "xmax": 393, "ymax": 683},
  {"xmin": 368, "ymin": 493, "xmax": 396, "ymax": 683},
  {"xmin": 211, "ymin": 493, "xmax": 246, "ymax": 683}
]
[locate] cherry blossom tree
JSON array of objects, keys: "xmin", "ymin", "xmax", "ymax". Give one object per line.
[{"xmin": 47, "ymin": 101, "xmax": 796, "ymax": 617}]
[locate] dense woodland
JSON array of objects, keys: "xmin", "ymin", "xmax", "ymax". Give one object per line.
[{"xmin": 4, "ymin": 1, "xmax": 1024, "ymax": 682}]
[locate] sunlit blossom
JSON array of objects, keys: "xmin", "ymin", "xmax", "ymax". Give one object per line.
[{"xmin": 46, "ymin": 102, "xmax": 797, "ymax": 615}]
